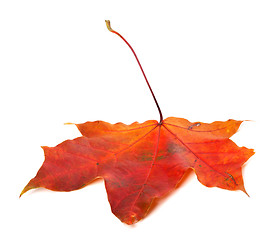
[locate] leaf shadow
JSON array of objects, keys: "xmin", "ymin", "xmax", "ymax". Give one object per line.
[
  {"xmin": 147, "ymin": 168, "xmax": 194, "ymax": 217},
  {"xmin": 20, "ymin": 178, "xmax": 105, "ymax": 198},
  {"xmin": 20, "ymin": 187, "xmax": 49, "ymax": 198}
]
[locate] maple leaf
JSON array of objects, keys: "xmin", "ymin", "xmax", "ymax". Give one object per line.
[{"xmin": 20, "ymin": 21, "xmax": 254, "ymax": 225}]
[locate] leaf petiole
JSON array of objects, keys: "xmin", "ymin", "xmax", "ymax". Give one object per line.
[{"xmin": 105, "ymin": 20, "xmax": 163, "ymax": 123}]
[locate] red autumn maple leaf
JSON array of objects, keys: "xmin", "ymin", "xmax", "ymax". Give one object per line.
[{"xmin": 20, "ymin": 21, "xmax": 254, "ymax": 225}]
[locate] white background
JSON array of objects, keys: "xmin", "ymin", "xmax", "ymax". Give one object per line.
[{"xmin": 1, "ymin": 0, "xmax": 277, "ymax": 239}]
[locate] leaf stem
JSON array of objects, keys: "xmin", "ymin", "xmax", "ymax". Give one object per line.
[{"xmin": 105, "ymin": 20, "xmax": 163, "ymax": 123}]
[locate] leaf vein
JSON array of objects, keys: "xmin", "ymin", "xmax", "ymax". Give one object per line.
[
  {"xmin": 162, "ymin": 125, "xmax": 230, "ymax": 180},
  {"xmin": 164, "ymin": 122, "xmax": 235, "ymax": 133}
]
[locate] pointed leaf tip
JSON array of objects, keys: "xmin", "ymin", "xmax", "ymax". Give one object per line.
[
  {"xmin": 64, "ymin": 122, "xmax": 74, "ymax": 125},
  {"xmin": 19, "ymin": 186, "xmax": 28, "ymax": 198}
]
